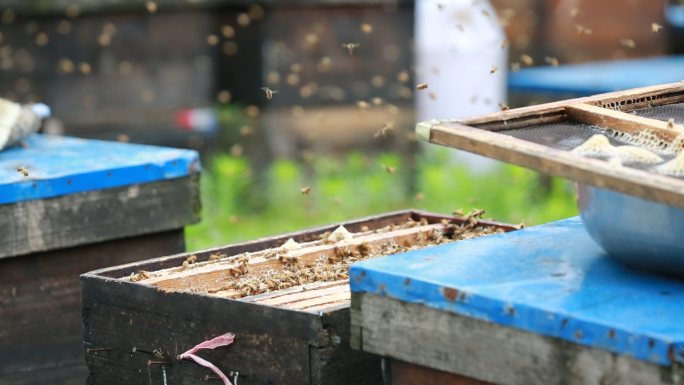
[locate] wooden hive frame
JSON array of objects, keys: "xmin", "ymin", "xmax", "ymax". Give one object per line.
[
  {"xmin": 81, "ymin": 210, "xmax": 517, "ymax": 385},
  {"xmin": 416, "ymin": 82, "xmax": 684, "ymax": 209}
]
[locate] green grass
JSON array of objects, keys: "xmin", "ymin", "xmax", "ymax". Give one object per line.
[{"xmin": 185, "ymin": 148, "xmax": 579, "ymax": 251}]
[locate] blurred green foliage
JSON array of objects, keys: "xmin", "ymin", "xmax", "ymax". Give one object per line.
[{"xmin": 186, "ymin": 148, "xmax": 579, "ymax": 251}]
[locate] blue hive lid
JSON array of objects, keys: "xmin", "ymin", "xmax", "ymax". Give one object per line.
[
  {"xmin": 350, "ymin": 217, "xmax": 684, "ymax": 367},
  {"xmin": 0, "ymin": 134, "xmax": 200, "ymax": 205}
]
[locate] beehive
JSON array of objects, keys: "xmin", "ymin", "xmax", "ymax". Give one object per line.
[{"xmin": 81, "ymin": 210, "xmax": 517, "ymax": 385}]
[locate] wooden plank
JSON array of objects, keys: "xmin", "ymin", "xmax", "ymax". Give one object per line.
[
  {"xmin": 455, "ymin": 82, "xmax": 684, "ymax": 129},
  {"xmin": 256, "ymin": 282, "xmax": 349, "ymax": 307},
  {"xmin": 0, "ymin": 229, "xmax": 185, "ymax": 385},
  {"xmin": 81, "ymin": 274, "xmax": 328, "ymax": 385},
  {"xmin": 388, "ymin": 359, "xmax": 496, "ymax": 385},
  {"xmin": 424, "ymin": 122, "xmax": 684, "ymax": 209},
  {"xmin": 284, "ymin": 289, "xmax": 351, "ymax": 310},
  {"xmin": 139, "ymin": 223, "xmax": 448, "ymax": 291},
  {"xmin": 0, "ymin": 175, "xmax": 200, "ymax": 259},
  {"xmin": 351, "ymin": 292, "xmax": 681, "ymax": 385},
  {"xmin": 566, "ymin": 103, "xmax": 684, "ymax": 142},
  {"xmin": 313, "ymin": 307, "xmax": 384, "ymax": 385}
]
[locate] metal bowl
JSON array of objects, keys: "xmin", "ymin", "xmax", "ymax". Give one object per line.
[{"xmin": 576, "ymin": 183, "xmax": 684, "ymax": 277}]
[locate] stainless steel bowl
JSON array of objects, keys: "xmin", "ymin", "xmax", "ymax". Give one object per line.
[{"xmin": 576, "ymin": 183, "xmax": 684, "ymax": 277}]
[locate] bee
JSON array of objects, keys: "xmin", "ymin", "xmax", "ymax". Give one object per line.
[
  {"xmin": 342, "ymin": 43, "xmax": 360, "ymax": 55},
  {"xmin": 416, "ymin": 83, "xmax": 428, "ymax": 90},
  {"xmin": 482, "ymin": 9, "xmax": 490, "ymax": 17},
  {"xmin": 360, "ymin": 225, "xmax": 370, "ymax": 232},
  {"xmin": 429, "ymin": 92, "xmax": 437, "ymax": 100},
  {"xmin": 620, "ymin": 39, "xmax": 635, "ymax": 48},
  {"xmin": 575, "ymin": 24, "xmax": 592, "ymax": 35},
  {"xmin": 570, "ymin": 7, "xmax": 581, "ymax": 18},
  {"xmin": 209, "ymin": 253, "xmax": 225, "ymax": 261},
  {"xmin": 438, "ymin": 3, "xmax": 444, "ymax": 10},
  {"xmin": 301, "ymin": 186, "xmax": 311, "ymax": 194},
  {"xmin": 261, "ymin": 87, "xmax": 279, "ymax": 99},
  {"xmin": 471, "ymin": 209, "xmax": 486, "ymax": 219},
  {"xmin": 361, "ymin": 23, "xmax": 373, "ymax": 33},
  {"xmin": 456, "ymin": 24, "xmax": 464, "ymax": 32},
  {"xmin": 510, "ymin": 62, "xmax": 520, "ymax": 73},
  {"xmin": 374, "ymin": 122, "xmax": 394, "ymax": 138},
  {"xmin": 545, "ymin": 57, "xmax": 559, "ymax": 67},
  {"xmin": 668, "ymin": 118, "xmax": 675, "ymax": 129},
  {"xmin": 499, "ymin": 102, "xmax": 509, "ymax": 111},
  {"xmin": 652, "ymin": 23, "xmax": 663, "ymax": 33},
  {"xmin": 520, "ymin": 54, "xmax": 533, "ymax": 66},
  {"xmin": 415, "ymin": 192, "xmax": 425, "ymax": 201},
  {"xmin": 500, "ymin": 40, "xmax": 509, "ymax": 49},
  {"xmin": 182, "ymin": 261, "xmax": 190, "ymax": 269},
  {"xmin": 441, "ymin": 219, "xmax": 450, "ymax": 225},
  {"xmin": 384, "ymin": 165, "xmax": 395, "ymax": 174},
  {"xmin": 490, "ymin": 66, "xmax": 498, "ymax": 74},
  {"xmin": 235, "ymin": 254, "xmax": 250, "ymax": 266},
  {"xmin": 17, "ymin": 167, "xmax": 28, "ymax": 177},
  {"xmin": 186, "ymin": 255, "xmax": 197, "ymax": 264},
  {"xmin": 280, "ymin": 255, "xmax": 299, "ymax": 264}
]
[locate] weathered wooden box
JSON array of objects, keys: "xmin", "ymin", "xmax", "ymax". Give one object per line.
[{"xmin": 81, "ymin": 210, "xmax": 517, "ymax": 385}]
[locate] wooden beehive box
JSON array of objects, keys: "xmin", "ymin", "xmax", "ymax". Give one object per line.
[
  {"xmin": 417, "ymin": 82, "xmax": 684, "ymax": 209},
  {"xmin": 81, "ymin": 209, "xmax": 518, "ymax": 385}
]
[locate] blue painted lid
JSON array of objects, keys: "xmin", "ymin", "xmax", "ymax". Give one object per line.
[
  {"xmin": 508, "ymin": 55, "xmax": 684, "ymax": 96},
  {"xmin": 350, "ymin": 217, "xmax": 684, "ymax": 367},
  {"xmin": 0, "ymin": 134, "xmax": 200, "ymax": 205}
]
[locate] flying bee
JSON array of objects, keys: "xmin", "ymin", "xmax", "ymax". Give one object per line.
[
  {"xmin": 416, "ymin": 83, "xmax": 428, "ymax": 90},
  {"xmin": 261, "ymin": 87, "xmax": 279, "ymax": 99},
  {"xmin": 652, "ymin": 23, "xmax": 663, "ymax": 33},
  {"xmin": 500, "ymin": 40, "xmax": 509, "ymax": 49},
  {"xmin": 575, "ymin": 24, "xmax": 592, "ymax": 35},
  {"xmin": 301, "ymin": 186, "xmax": 311, "ymax": 194},
  {"xmin": 482, "ymin": 9, "xmax": 490, "ymax": 17},
  {"xmin": 384, "ymin": 165, "xmax": 395, "ymax": 174},
  {"xmin": 620, "ymin": 38, "xmax": 635, "ymax": 48},
  {"xmin": 429, "ymin": 92, "xmax": 437, "ymax": 100},
  {"xmin": 453, "ymin": 209, "xmax": 464, "ymax": 217},
  {"xmin": 499, "ymin": 102, "xmax": 509, "ymax": 111},
  {"xmin": 668, "ymin": 118, "xmax": 675, "ymax": 129},
  {"xmin": 17, "ymin": 167, "xmax": 28, "ymax": 177},
  {"xmin": 521, "ymin": 54, "xmax": 534, "ymax": 66},
  {"xmin": 374, "ymin": 121, "xmax": 395, "ymax": 138},
  {"xmin": 510, "ymin": 62, "xmax": 520, "ymax": 73},
  {"xmin": 490, "ymin": 66, "xmax": 498, "ymax": 74},
  {"xmin": 437, "ymin": 3, "xmax": 444, "ymax": 10},
  {"xmin": 545, "ymin": 57, "xmax": 559, "ymax": 67},
  {"xmin": 342, "ymin": 43, "xmax": 360, "ymax": 55},
  {"xmin": 456, "ymin": 24, "xmax": 464, "ymax": 32}
]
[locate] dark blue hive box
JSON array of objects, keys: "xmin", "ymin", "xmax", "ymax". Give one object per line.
[
  {"xmin": 350, "ymin": 217, "xmax": 684, "ymax": 385},
  {"xmin": 0, "ymin": 135, "xmax": 200, "ymax": 385}
]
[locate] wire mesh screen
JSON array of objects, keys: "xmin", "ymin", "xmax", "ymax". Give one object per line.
[
  {"xmin": 498, "ymin": 120, "xmax": 680, "ymax": 176},
  {"xmin": 630, "ymin": 102, "xmax": 684, "ymax": 125},
  {"xmin": 499, "ymin": 121, "xmax": 632, "ymax": 151}
]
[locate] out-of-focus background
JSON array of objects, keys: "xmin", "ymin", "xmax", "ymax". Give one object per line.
[{"xmin": 1, "ymin": 0, "xmax": 683, "ymax": 250}]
